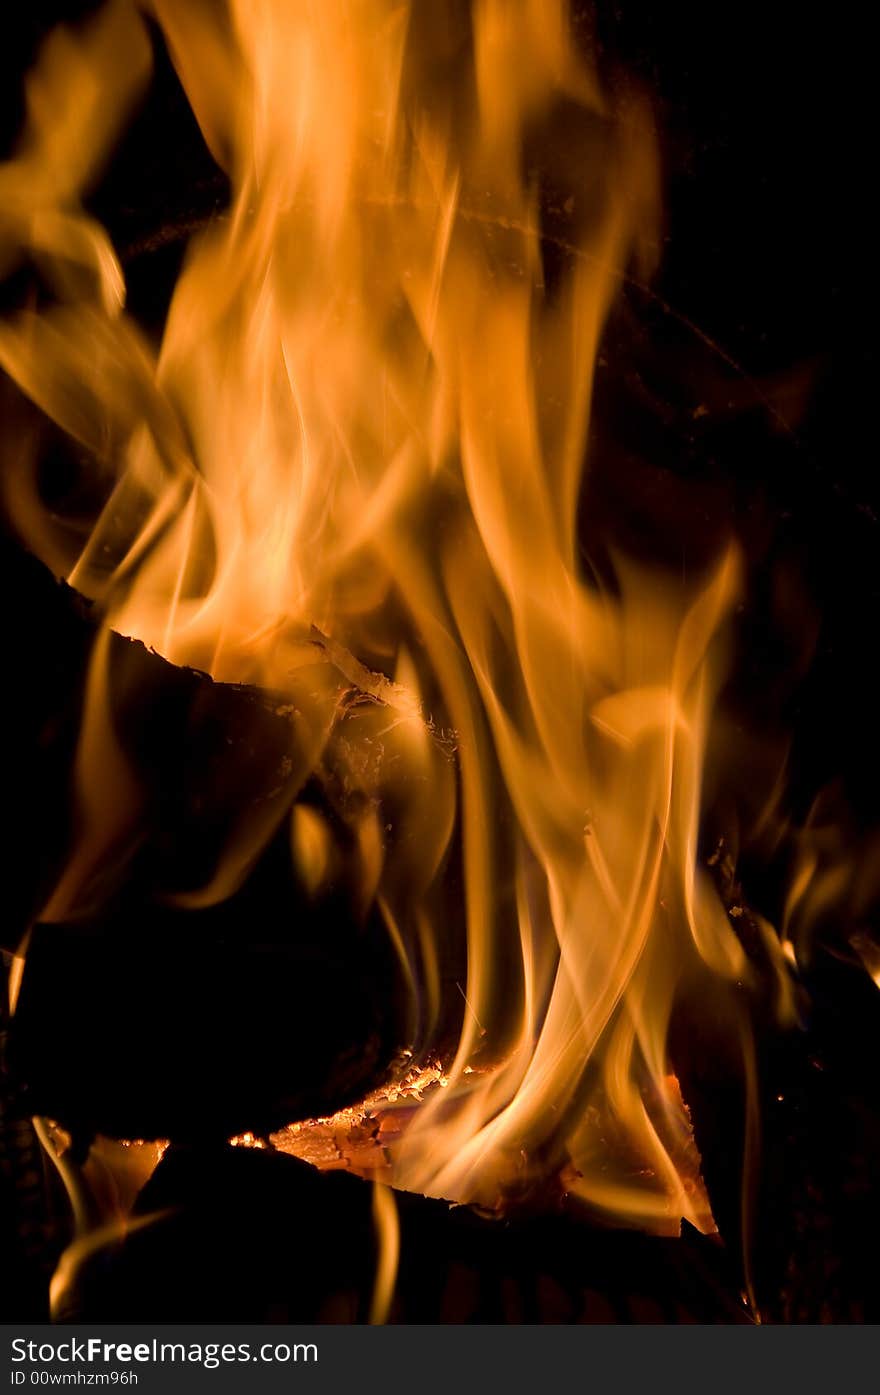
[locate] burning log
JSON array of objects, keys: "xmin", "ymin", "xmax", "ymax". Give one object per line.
[
  {"xmin": 3, "ymin": 538, "xmax": 408, "ymax": 1141},
  {"xmin": 3, "ymin": 539, "xmax": 92, "ymax": 945},
  {"xmin": 1, "ymin": 534, "xmax": 299, "ymax": 941},
  {"xmin": 10, "ymin": 902, "xmax": 402, "ymax": 1144},
  {"xmin": 60, "ymin": 1143, "xmax": 751, "ymax": 1324}
]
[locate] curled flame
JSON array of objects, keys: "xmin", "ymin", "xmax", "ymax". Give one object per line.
[{"xmin": 0, "ymin": 0, "xmax": 795, "ymax": 1232}]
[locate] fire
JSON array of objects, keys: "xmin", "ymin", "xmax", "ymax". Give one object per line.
[
  {"xmin": 369, "ymin": 1182, "xmax": 400, "ymax": 1324},
  {"xmin": 0, "ymin": 0, "xmax": 794, "ymax": 1235}
]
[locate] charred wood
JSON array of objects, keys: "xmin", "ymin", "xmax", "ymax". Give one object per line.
[{"xmin": 64, "ymin": 1143, "xmax": 752, "ymax": 1325}]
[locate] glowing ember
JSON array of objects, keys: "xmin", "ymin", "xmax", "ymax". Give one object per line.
[{"xmin": 269, "ymin": 1058, "xmax": 455, "ymax": 1181}]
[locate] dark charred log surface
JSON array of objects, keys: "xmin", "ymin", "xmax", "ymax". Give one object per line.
[
  {"xmin": 2, "ymin": 540, "xmax": 405, "ymax": 1141},
  {"xmin": 10, "ymin": 901, "xmax": 402, "ymax": 1143},
  {"xmin": 2, "ymin": 539, "xmax": 92, "ymax": 947},
  {"xmin": 2, "ymin": 538, "xmax": 406, "ymax": 1140},
  {"xmin": 62, "ymin": 1144, "xmax": 750, "ymax": 1324},
  {"xmin": 0, "ymin": 533, "xmax": 303, "ymax": 946},
  {"xmin": 0, "ymin": 958, "xmax": 54, "ymax": 1319}
]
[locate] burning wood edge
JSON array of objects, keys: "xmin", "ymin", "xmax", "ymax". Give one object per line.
[
  {"xmin": 32, "ymin": 1053, "xmax": 714, "ymax": 1320},
  {"xmin": 98, "ymin": 1043, "xmax": 711, "ymax": 1232},
  {"xmin": 49, "ymin": 1131, "xmax": 750, "ymax": 1325},
  {"xmin": 309, "ymin": 623, "xmax": 457, "ymax": 755},
  {"xmin": 17, "ymin": 1107, "xmax": 735, "ymax": 1326},
  {"xmin": 265, "ymin": 1068, "xmax": 713, "ymax": 1230},
  {"xmin": 3, "ymin": 540, "xmax": 452, "ymax": 933},
  {"xmin": 5, "ymin": 558, "xmax": 419, "ymax": 1138},
  {"xmin": 101, "ymin": 1057, "xmax": 458, "ymax": 1191},
  {"xmin": 258, "ymin": 1054, "xmax": 457, "ymax": 1181}
]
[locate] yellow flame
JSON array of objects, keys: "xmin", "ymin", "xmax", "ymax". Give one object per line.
[
  {"xmin": 33, "ymin": 1119, "xmax": 167, "ymax": 1319},
  {"xmin": 6, "ymin": 951, "xmax": 26, "ymax": 1014},
  {"xmin": 369, "ymin": 1181, "xmax": 400, "ymax": 1324},
  {"xmin": 0, "ymin": 0, "xmax": 795, "ymax": 1229}
]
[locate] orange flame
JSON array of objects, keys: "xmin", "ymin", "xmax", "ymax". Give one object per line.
[{"xmin": 0, "ymin": 0, "xmax": 795, "ymax": 1232}]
